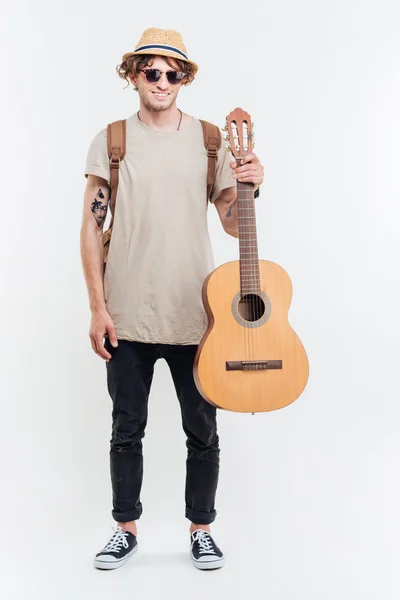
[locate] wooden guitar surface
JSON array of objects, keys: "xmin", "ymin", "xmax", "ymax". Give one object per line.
[{"xmin": 194, "ymin": 260, "xmax": 309, "ymax": 412}]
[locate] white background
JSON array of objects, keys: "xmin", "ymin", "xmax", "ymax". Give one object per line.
[{"xmin": 1, "ymin": 0, "xmax": 399, "ymax": 598}]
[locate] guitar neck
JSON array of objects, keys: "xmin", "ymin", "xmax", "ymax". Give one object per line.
[{"xmin": 237, "ymin": 178, "xmax": 260, "ymax": 295}]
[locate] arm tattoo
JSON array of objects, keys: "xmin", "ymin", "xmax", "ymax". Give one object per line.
[
  {"xmin": 90, "ymin": 188, "xmax": 108, "ymax": 227},
  {"xmin": 226, "ymin": 199, "xmax": 237, "ymax": 218}
]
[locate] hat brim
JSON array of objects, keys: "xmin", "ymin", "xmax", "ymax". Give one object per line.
[{"xmin": 122, "ymin": 49, "xmax": 198, "ymax": 75}]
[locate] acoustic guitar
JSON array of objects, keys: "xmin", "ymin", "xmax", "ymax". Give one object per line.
[{"xmin": 193, "ymin": 107, "xmax": 309, "ymax": 413}]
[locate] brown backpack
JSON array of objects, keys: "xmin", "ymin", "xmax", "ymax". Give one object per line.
[{"xmin": 103, "ymin": 118, "xmax": 222, "ymax": 264}]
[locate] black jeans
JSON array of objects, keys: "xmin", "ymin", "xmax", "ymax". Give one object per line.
[{"xmin": 104, "ymin": 337, "xmax": 220, "ymax": 525}]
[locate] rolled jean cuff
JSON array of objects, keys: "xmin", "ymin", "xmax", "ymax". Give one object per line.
[
  {"xmin": 112, "ymin": 506, "xmax": 142, "ymax": 523},
  {"xmin": 185, "ymin": 507, "xmax": 217, "ymax": 525}
]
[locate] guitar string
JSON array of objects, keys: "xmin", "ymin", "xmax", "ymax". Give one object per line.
[
  {"xmin": 237, "ymin": 170, "xmax": 246, "ymax": 366},
  {"xmin": 238, "ymin": 179, "xmax": 257, "ymax": 370},
  {"xmin": 244, "ymin": 160, "xmax": 257, "ymax": 370},
  {"xmin": 238, "ymin": 168, "xmax": 252, "ymax": 367},
  {"xmin": 234, "ymin": 124, "xmax": 258, "ymax": 401},
  {"xmin": 232, "ymin": 128, "xmax": 248, "ymax": 372},
  {"xmin": 239, "ymin": 184, "xmax": 253, "ymax": 349},
  {"xmin": 246, "ymin": 183, "xmax": 257, "ymax": 367}
]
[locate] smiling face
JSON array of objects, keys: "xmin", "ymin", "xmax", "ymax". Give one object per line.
[{"xmin": 130, "ymin": 55, "xmax": 184, "ymax": 113}]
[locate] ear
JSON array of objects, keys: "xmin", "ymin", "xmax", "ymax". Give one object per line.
[{"xmin": 129, "ymin": 73, "xmax": 138, "ymax": 88}]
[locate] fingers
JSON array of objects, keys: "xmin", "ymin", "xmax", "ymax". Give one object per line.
[
  {"xmin": 89, "ymin": 313, "xmax": 119, "ymax": 362},
  {"xmin": 233, "ymin": 165, "xmax": 259, "ymax": 177},
  {"xmin": 106, "ymin": 324, "xmax": 119, "ymax": 348},
  {"xmin": 231, "ymin": 155, "xmax": 260, "ymax": 171},
  {"xmin": 91, "ymin": 334, "xmax": 112, "ymax": 361},
  {"xmin": 90, "ymin": 338, "xmax": 97, "ymax": 354},
  {"xmin": 241, "ymin": 153, "xmax": 260, "ymax": 165},
  {"xmin": 234, "ymin": 161, "xmax": 263, "ymax": 174},
  {"xmin": 89, "ymin": 330, "xmax": 112, "ymax": 362},
  {"xmin": 235, "ymin": 176, "xmax": 263, "ymax": 185},
  {"xmin": 232, "ymin": 163, "xmax": 264, "ymax": 185}
]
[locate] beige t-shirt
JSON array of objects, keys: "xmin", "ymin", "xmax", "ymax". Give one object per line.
[{"xmin": 84, "ymin": 112, "xmax": 236, "ymax": 345}]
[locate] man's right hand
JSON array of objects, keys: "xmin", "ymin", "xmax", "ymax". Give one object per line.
[{"xmin": 89, "ymin": 308, "xmax": 118, "ymax": 361}]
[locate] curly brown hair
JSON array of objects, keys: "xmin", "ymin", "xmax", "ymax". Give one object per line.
[{"xmin": 116, "ymin": 54, "xmax": 196, "ymax": 90}]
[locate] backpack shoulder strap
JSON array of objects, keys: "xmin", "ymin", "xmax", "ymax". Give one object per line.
[
  {"xmin": 199, "ymin": 119, "xmax": 221, "ymax": 202},
  {"xmin": 107, "ymin": 119, "xmax": 126, "ymax": 222},
  {"xmin": 102, "ymin": 119, "xmax": 126, "ymax": 266}
]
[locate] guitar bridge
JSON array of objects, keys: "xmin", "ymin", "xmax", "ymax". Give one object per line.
[{"xmin": 226, "ymin": 360, "xmax": 282, "ymax": 371}]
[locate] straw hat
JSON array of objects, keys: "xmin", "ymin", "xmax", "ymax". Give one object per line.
[{"xmin": 122, "ymin": 28, "xmax": 198, "ymax": 75}]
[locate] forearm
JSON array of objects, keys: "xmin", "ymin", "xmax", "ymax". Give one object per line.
[
  {"xmin": 223, "ymin": 199, "xmax": 239, "ymax": 238},
  {"xmin": 80, "ymin": 178, "xmax": 111, "ymax": 312},
  {"xmin": 80, "ymin": 227, "xmax": 106, "ymax": 312},
  {"xmin": 222, "ymin": 185, "xmax": 259, "ymax": 238}
]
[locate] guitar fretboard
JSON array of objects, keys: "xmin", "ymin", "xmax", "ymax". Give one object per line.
[{"xmin": 237, "ymin": 179, "xmax": 260, "ymax": 295}]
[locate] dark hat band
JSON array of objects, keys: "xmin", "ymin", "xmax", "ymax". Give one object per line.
[{"xmin": 134, "ymin": 43, "xmax": 189, "ymax": 60}]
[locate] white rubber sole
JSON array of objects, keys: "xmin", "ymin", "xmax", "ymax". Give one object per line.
[
  {"xmin": 94, "ymin": 544, "xmax": 138, "ymax": 570},
  {"xmin": 190, "ymin": 550, "xmax": 225, "ymax": 570}
]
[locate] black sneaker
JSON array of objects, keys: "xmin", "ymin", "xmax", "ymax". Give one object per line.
[
  {"xmin": 94, "ymin": 526, "xmax": 138, "ymax": 570},
  {"xmin": 190, "ymin": 529, "xmax": 225, "ymax": 570}
]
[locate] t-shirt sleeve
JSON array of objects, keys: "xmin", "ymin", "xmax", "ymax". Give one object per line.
[
  {"xmin": 84, "ymin": 127, "xmax": 110, "ymax": 185},
  {"xmin": 209, "ymin": 143, "xmax": 236, "ymax": 203}
]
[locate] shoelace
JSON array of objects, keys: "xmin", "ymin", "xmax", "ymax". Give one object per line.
[
  {"xmin": 103, "ymin": 526, "xmax": 129, "ymax": 553},
  {"xmin": 192, "ymin": 530, "xmax": 216, "ymax": 555}
]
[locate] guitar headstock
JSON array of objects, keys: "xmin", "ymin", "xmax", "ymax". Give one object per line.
[{"xmin": 222, "ymin": 107, "xmax": 254, "ymax": 160}]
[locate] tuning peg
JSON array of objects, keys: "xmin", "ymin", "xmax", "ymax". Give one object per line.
[
  {"xmin": 226, "ymin": 144, "xmax": 232, "ymax": 152},
  {"xmin": 221, "ymin": 123, "xmax": 229, "ymax": 132},
  {"xmin": 223, "ymin": 134, "xmax": 230, "ymax": 142}
]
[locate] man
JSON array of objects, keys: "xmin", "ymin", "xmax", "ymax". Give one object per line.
[{"xmin": 81, "ymin": 27, "xmax": 264, "ymax": 571}]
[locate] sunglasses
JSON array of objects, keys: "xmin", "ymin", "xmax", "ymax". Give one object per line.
[{"xmin": 139, "ymin": 69, "xmax": 185, "ymax": 85}]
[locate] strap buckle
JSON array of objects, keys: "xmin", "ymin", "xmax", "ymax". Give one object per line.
[
  {"xmin": 110, "ymin": 157, "xmax": 121, "ymax": 169},
  {"xmin": 206, "ymin": 136, "xmax": 218, "ymax": 157}
]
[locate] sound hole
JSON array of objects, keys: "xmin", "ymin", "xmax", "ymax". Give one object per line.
[{"xmin": 238, "ymin": 294, "xmax": 265, "ymax": 322}]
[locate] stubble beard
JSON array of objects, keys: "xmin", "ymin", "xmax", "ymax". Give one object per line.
[{"xmin": 141, "ymin": 91, "xmax": 177, "ymax": 113}]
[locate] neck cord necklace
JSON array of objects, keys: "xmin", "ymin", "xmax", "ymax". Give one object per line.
[{"xmin": 137, "ymin": 108, "xmax": 183, "ymax": 131}]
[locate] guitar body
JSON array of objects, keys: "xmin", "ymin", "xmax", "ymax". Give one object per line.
[{"xmin": 194, "ymin": 259, "xmax": 309, "ymax": 412}]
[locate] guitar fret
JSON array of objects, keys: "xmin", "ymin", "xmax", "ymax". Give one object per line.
[{"xmin": 237, "ymin": 177, "xmax": 259, "ymax": 284}]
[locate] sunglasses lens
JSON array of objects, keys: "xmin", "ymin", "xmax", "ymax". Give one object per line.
[
  {"xmin": 143, "ymin": 69, "xmax": 184, "ymax": 85},
  {"xmin": 144, "ymin": 70, "xmax": 160, "ymax": 83},
  {"xmin": 166, "ymin": 71, "xmax": 184, "ymax": 84}
]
